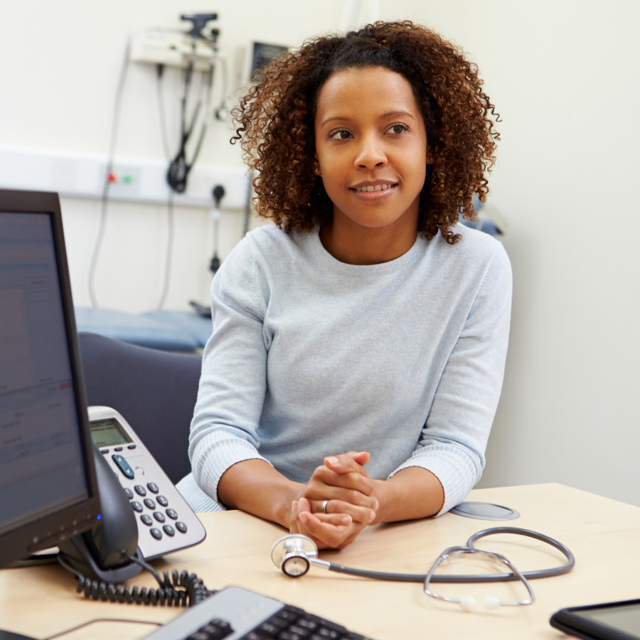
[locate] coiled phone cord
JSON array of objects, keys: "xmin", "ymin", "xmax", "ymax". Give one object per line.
[{"xmin": 57, "ymin": 553, "xmax": 216, "ymax": 607}]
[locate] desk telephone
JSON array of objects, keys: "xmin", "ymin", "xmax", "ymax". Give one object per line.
[{"xmin": 58, "ymin": 406, "xmax": 206, "ymax": 588}]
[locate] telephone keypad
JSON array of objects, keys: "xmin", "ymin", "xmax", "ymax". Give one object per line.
[
  {"xmin": 157, "ymin": 495, "xmax": 169, "ymax": 507},
  {"xmin": 131, "ymin": 501, "xmax": 143, "ymax": 512},
  {"xmin": 134, "ymin": 485, "xmax": 147, "ymax": 496},
  {"xmin": 153, "ymin": 511, "xmax": 166, "ymax": 523},
  {"xmin": 140, "ymin": 514, "xmax": 153, "ymax": 526},
  {"xmin": 144, "ymin": 498, "xmax": 156, "ymax": 509}
]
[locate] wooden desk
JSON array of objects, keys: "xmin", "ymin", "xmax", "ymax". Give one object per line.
[{"xmin": 1, "ymin": 483, "xmax": 639, "ymax": 640}]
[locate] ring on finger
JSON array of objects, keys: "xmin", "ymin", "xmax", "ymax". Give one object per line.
[{"xmin": 321, "ymin": 500, "xmax": 329, "ymax": 514}]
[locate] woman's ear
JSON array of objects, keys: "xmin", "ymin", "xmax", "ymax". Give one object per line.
[{"xmin": 426, "ymin": 146, "xmax": 435, "ymax": 165}]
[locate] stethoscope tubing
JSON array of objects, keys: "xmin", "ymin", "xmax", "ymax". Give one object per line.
[{"xmin": 322, "ymin": 527, "xmax": 575, "ymax": 584}]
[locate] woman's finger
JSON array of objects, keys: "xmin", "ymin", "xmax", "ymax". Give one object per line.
[{"xmin": 311, "ymin": 499, "xmax": 375, "ymax": 524}]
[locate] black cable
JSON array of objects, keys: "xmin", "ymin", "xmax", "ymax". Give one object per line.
[
  {"xmin": 88, "ymin": 41, "xmax": 130, "ymax": 308},
  {"xmin": 214, "ymin": 55, "xmax": 230, "ymax": 121},
  {"xmin": 166, "ymin": 39, "xmax": 217, "ymax": 193},
  {"xmin": 157, "ymin": 190, "xmax": 175, "ymax": 310},
  {"xmin": 57, "ymin": 553, "xmax": 216, "ymax": 608},
  {"xmin": 44, "ymin": 618, "xmax": 160, "ymax": 640},
  {"xmin": 156, "ymin": 64, "xmax": 172, "ymax": 161}
]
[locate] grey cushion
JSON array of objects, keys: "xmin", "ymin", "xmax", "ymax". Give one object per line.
[{"xmin": 78, "ymin": 332, "xmax": 201, "ymax": 484}]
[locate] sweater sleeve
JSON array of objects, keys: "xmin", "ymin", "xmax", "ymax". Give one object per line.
[
  {"xmin": 389, "ymin": 244, "xmax": 513, "ymax": 515},
  {"xmin": 188, "ymin": 238, "xmax": 272, "ymax": 506}
]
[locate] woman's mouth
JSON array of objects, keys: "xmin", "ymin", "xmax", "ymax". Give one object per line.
[{"xmin": 350, "ymin": 183, "xmax": 397, "ymax": 200}]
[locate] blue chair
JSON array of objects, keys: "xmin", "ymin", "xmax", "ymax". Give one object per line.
[
  {"xmin": 75, "ymin": 308, "xmax": 199, "ymax": 353},
  {"xmin": 141, "ymin": 310, "xmax": 212, "ymax": 349}
]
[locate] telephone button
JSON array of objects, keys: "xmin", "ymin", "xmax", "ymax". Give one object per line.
[
  {"xmin": 127, "ymin": 444, "xmax": 137, "ymax": 450},
  {"xmin": 163, "ymin": 525, "xmax": 175, "ymax": 537},
  {"xmin": 144, "ymin": 498, "xmax": 156, "ymax": 510},
  {"xmin": 114, "ymin": 447, "xmax": 123, "ymax": 452},
  {"xmin": 157, "ymin": 495, "xmax": 169, "ymax": 507},
  {"xmin": 112, "ymin": 454, "xmax": 135, "ymax": 479},
  {"xmin": 153, "ymin": 511, "xmax": 166, "ymax": 523},
  {"xmin": 150, "ymin": 528, "xmax": 162, "ymax": 540},
  {"xmin": 131, "ymin": 501, "xmax": 143, "ymax": 512},
  {"xmin": 140, "ymin": 514, "xmax": 153, "ymax": 526},
  {"xmin": 124, "ymin": 488, "xmax": 134, "ymax": 500},
  {"xmin": 147, "ymin": 483, "xmax": 159, "ymax": 494},
  {"xmin": 134, "ymin": 485, "xmax": 147, "ymax": 496},
  {"xmin": 176, "ymin": 521, "xmax": 188, "ymax": 533},
  {"xmin": 100, "ymin": 449, "xmax": 109, "ymax": 454},
  {"xmin": 166, "ymin": 508, "xmax": 178, "ymax": 520}
]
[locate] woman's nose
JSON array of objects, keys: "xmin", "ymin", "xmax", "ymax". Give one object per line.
[{"xmin": 354, "ymin": 134, "xmax": 387, "ymax": 169}]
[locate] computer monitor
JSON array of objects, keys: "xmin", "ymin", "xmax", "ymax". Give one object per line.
[{"xmin": 0, "ymin": 189, "xmax": 101, "ymax": 569}]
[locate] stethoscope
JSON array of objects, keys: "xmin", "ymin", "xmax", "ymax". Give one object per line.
[{"xmin": 271, "ymin": 527, "xmax": 575, "ymax": 612}]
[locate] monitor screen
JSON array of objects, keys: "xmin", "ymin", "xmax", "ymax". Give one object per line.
[{"xmin": 0, "ymin": 190, "xmax": 101, "ymax": 567}]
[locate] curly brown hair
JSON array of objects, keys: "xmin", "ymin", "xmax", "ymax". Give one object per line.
[{"xmin": 232, "ymin": 21, "xmax": 499, "ymax": 244}]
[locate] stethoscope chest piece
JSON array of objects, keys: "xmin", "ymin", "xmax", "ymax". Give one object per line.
[{"xmin": 271, "ymin": 534, "xmax": 318, "ymax": 578}]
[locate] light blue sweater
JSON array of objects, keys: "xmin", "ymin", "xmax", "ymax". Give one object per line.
[{"xmin": 177, "ymin": 224, "xmax": 512, "ymax": 515}]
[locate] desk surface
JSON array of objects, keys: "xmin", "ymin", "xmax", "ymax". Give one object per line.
[{"xmin": 2, "ymin": 483, "xmax": 639, "ymax": 640}]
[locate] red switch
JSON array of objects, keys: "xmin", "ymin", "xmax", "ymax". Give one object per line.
[{"xmin": 107, "ymin": 173, "xmax": 117, "ymax": 183}]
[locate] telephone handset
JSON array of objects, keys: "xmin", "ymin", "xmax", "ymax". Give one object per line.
[{"xmin": 58, "ymin": 406, "xmax": 206, "ymax": 584}]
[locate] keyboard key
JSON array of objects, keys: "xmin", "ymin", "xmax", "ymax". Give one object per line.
[
  {"xmin": 258, "ymin": 621, "xmax": 280, "ymax": 635},
  {"xmin": 131, "ymin": 501, "xmax": 143, "ymax": 513},
  {"xmin": 166, "ymin": 508, "xmax": 178, "ymax": 520},
  {"xmin": 144, "ymin": 498, "xmax": 156, "ymax": 509},
  {"xmin": 157, "ymin": 495, "xmax": 169, "ymax": 507},
  {"xmin": 150, "ymin": 528, "xmax": 162, "ymax": 540},
  {"xmin": 140, "ymin": 514, "xmax": 153, "ymax": 526},
  {"xmin": 163, "ymin": 524, "xmax": 175, "ymax": 537},
  {"xmin": 188, "ymin": 619, "xmax": 233, "ymax": 640},
  {"xmin": 176, "ymin": 521, "xmax": 188, "ymax": 533},
  {"xmin": 124, "ymin": 488, "xmax": 133, "ymax": 499},
  {"xmin": 153, "ymin": 511, "xmax": 166, "ymax": 523},
  {"xmin": 134, "ymin": 485, "xmax": 147, "ymax": 496},
  {"xmin": 147, "ymin": 482, "xmax": 159, "ymax": 493}
]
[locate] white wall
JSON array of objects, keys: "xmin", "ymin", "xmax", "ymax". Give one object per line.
[
  {"xmin": 0, "ymin": 0, "xmax": 347, "ymax": 310},
  {"xmin": 2, "ymin": 1, "xmax": 640, "ymax": 506},
  {"xmin": 380, "ymin": 0, "xmax": 640, "ymax": 505}
]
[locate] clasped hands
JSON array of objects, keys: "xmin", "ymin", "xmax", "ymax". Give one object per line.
[{"xmin": 289, "ymin": 451, "xmax": 379, "ymax": 550}]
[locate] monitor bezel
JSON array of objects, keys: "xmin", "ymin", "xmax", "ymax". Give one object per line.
[{"xmin": 0, "ymin": 188, "xmax": 102, "ymax": 567}]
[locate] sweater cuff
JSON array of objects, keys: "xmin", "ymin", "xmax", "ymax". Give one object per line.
[
  {"xmin": 388, "ymin": 444, "xmax": 481, "ymax": 516},
  {"xmin": 191, "ymin": 430, "xmax": 272, "ymax": 506}
]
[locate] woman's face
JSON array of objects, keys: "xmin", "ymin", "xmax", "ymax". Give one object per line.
[{"xmin": 314, "ymin": 66, "xmax": 428, "ymax": 234}]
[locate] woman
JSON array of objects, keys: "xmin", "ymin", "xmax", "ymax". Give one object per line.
[{"xmin": 177, "ymin": 21, "xmax": 511, "ymax": 550}]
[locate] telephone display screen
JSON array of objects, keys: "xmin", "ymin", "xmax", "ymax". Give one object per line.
[{"xmin": 90, "ymin": 419, "xmax": 132, "ymax": 447}]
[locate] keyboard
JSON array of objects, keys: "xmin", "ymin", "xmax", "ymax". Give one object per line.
[{"xmin": 141, "ymin": 586, "xmax": 374, "ymax": 640}]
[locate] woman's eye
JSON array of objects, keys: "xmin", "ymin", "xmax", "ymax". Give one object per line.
[
  {"xmin": 388, "ymin": 124, "xmax": 408, "ymax": 135},
  {"xmin": 329, "ymin": 129, "xmax": 351, "ymax": 140}
]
